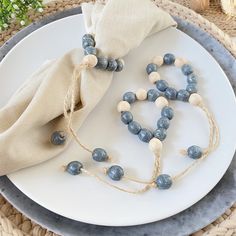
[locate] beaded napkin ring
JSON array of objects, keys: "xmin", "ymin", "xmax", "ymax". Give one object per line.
[{"xmin": 82, "ymin": 33, "xmax": 124, "ymax": 72}]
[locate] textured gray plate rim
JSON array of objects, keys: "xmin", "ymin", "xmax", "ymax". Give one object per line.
[{"xmin": 0, "ymin": 7, "xmax": 236, "ymax": 236}]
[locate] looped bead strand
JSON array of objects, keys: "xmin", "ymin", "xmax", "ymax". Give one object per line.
[{"xmin": 82, "ymin": 33, "xmax": 124, "ymax": 72}]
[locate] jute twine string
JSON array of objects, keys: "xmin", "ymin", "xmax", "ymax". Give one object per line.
[
  {"xmin": 63, "ymin": 61, "xmax": 161, "ymax": 194},
  {"xmin": 0, "ymin": 0, "xmax": 235, "ymax": 235}
]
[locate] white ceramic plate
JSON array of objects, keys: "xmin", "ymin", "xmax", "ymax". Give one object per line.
[{"xmin": 0, "ymin": 15, "xmax": 236, "ymax": 226}]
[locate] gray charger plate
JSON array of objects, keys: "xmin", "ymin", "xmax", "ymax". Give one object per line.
[{"xmin": 0, "ymin": 7, "xmax": 236, "ymax": 236}]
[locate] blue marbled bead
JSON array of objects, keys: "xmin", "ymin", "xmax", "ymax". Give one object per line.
[
  {"xmin": 107, "ymin": 165, "xmax": 124, "ymax": 181},
  {"xmin": 107, "ymin": 59, "xmax": 118, "ymax": 71},
  {"xmin": 51, "ymin": 131, "xmax": 66, "ymax": 145},
  {"xmin": 128, "ymin": 121, "xmax": 141, "ymax": 135},
  {"xmin": 138, "ymin": 128, "xmax": 153, "ymax": 143},
  {"xmin": 163, "ymin": 53, "xmax": 175, "ymax": 65},
  {"xmin": 177, "ymin": 89, "xmax": 190, "ymax": 102},
  {"xmin": 147, "ymin": 89, "xmax": 160, "ymax": 102},
  {"xmin": 186, "ymin": 84, "xmax": 197, "ymax": 94},
  {"xmin": 157, "ymin": 117, "xmax": 170, "ymax": 129},
  {"xmin": 155, "ymin": 174, "xmax": 172, "ymax": 189},
  {"xmin": 187, "ymin": 74, "xmax": 198, "ymax": 84},
  {"xmin": 156, "ymin": 80, "xmax": 169, "ymax": 92},
  {"xmin": 84, "ymin": 46, "xmax": 97, "ymax": 55},
  {"xmin": 164, "ymin": 87, "xmax": 177, "ymax": 100},
  {"xmin": 66, "ymin": 161, "xmax": 83, "ymax": 175},
  {"xmin": 121, "ymin": 111, "xmax": 133, "ymax": 125},
  {"xmin": 82, "ymin": 38, "xmax": 95, "ymax": 49},
  {"xmin": 95, "ymin": 57, "xmax": 108, "ymax": 70},
  {"xmin": 115, "ymin": 59, "xmax": 124, "ymax": 72},
  {"xmin": 123, "ymin": 92, "xmax": 136, "ymax": 104},
  {"xmin": 82, "ymin": 34, "xmax": 94, "ymax": 41},
  {"xmin": 92, "ymin": 148, "xmax": 108, "ymax": 162},
  {"xmin": 182, "ymin": 64, "xmax": 193, "ymax": 76},
  {"xmin": 146, "ymin": 63, "xmax": 158, "ymax": 75},
  {"xmin": 153, "ymin": 128, "xmax": 167, "ymax": 141},
  {"xmin": 187, "ymin": 145, "xmax": 203, "ymax": 159},
  {"xmin": 161, "ymin": 106, "xmax": 174, "ymax": 120}
]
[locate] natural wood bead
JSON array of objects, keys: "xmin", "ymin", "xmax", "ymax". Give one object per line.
[
  {"xmin": 117, "ymin": 101, "xmax": 130, "ymax": 112},
  {"xmin": 155, "ymin": 97, "xmax": 169, "ymax": 108},
  {"xmin": 149, "ymin": 138, "xmax": 163, "ymax": 153},
  {"xmin": 189, "ymin": 93, "xmax": 203, "ymax": 106},
  {"xmin": 152, "ymin": 56, "xmax": 163, "ymax": 66},
  {"xmin": 83, "ymin": 55, "xmax": 98, "ymax": 68},
  {"xmin": 174, "ymin": 58, "xmax": 187, "ymax": 67},
  {"xmin": 136, "ymin": 88, "xmax": 147, "ymax": 101},
  {"xmin": 149, "ymin": 72, "xmax": 160, "ymax": 84}
]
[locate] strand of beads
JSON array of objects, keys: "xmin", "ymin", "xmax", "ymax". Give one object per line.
[
  {"xmin": 117, "ymin": 88, "xmax": 175, "ymax": 188},
  {"xmin": 82, "ymin": 34, "xmax": 124, "ymax": 72},
  {"xmin": 117, "ymin": 89, "xmax": 174, "ymax": 143},
  {"xmin": 146, "ymin": 53, "xmax": 198, "ymax": 102},
  {"xmin": 146, "ymin": 54, "xmax": 220, "ymax": 182}
]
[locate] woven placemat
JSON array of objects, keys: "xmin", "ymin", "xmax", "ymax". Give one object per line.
[
  {"xmin": 0, "ymin": 1, "xmax": 236, "ymax": 236},
  {"xmin": 172, "ymin": 0, "xmax": 236, "ymax": 37}
]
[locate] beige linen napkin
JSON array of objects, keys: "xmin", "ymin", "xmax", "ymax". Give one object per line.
[{"xmin": 0, "ymin": 0, "xmax": 176, "ymax": 176}]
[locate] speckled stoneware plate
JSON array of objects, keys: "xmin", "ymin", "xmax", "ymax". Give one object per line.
[{"xmin": 0, "ymin": 7, "xmax": 236, "ymax": 232}]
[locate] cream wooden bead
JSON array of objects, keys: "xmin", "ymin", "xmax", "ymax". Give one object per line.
[
  {"xmin": 189, "ymin": 93, "xmax": 203, "ymax": 106},
  {"xmin": 149, "ymin": 138, "xmax": 163, "ymax": 153},
  {"xmin": 83, "ymin": 55, "xmax": 98, "ymax": 68},
  {"xmin": 152, "ymin": 56, "xmax": 163, "ymax": 66},
  {"xmin": 117, "ymin": 101, "xmax": 131, "ymax": 112},
  {"xmin": 174, "ymin": 58, "xmax": 187, "ymax": 68},
  {"xmin": 155, "ymin": 97, "xmax": 169, "ymax": 108},
  {"xmin": 136, "ymin": 88, "xmax": 147, "ymax": 101},
  {"xmin": 149, "ymin": 72, "xmax": 160, "ymax": 84},
  {"xmin": 119, "ymin": 58, "xmax": 125, "ymax": 67}
]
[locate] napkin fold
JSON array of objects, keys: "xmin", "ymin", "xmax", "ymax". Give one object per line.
[{"xmin": 0, "ymin": 0, "xmax": 176, "ymax": 176}]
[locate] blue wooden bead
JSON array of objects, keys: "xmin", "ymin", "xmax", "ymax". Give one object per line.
[
  {"xmin": 187, "ymin": 74, "xmax": 198, "ymax": 84},
  {"xmin": 165, "ymin": 87, "xmax": 177, "ymax": 100},
  {"xmin": 156, "ymin": 80, "xmax": 169, "ymax": 92},
  {"xmin": 187, "ymin": 145, "xmax": 203, "ymax": 159},
  {"xmin": 95, "ymin": 57, "xmax": 108, "ymax": 70},
  {"xmin": 66, "ymin": 161, "xmax": 83, "ymax": 175},
  {"xmin": 186, "ymin": 84, "xmax": 197, "ymax": 94},
  {"xmin": 82, "ymin": 34, "xmax": 94, "ymax": 41},
  {"xmin": 121, "ymin": 111, "xmax": 133, "ymax": 125},
  {"xmin": 51, "ymin": 131, "xmax": 66, "ymax": 145},
  {"xmin": 115, "ymin": 59, "xmax": 124, "ymax": 72},
  {"xmin": 157, "ymin": 117, "xmax": 170, "ymax": 129},
  {"xmin": 82, "ymin": 38, "xmax": 95, "ymax": 49},
  {"xmin": 107, "ymin": 59, "xmax": 118, "ymax": 71},
  {"xmin": 163, "ymin": 53, "xmax": 175, "ymax": 65},
  {"xmin": 177, "ymin": 89, "xmax": 190, "ymax": 102},
  {"xmin": 147, "ymin": 89, "xmax": 160, "ymax": 102},
  {"xmin": 123, "ymin": 92, "xmax": 136, "ymax": 104},
  {"xmin": 161, "ymin": 106, "xmax": 174, "ymax": 120},
  {"xmin": 182, "ymin": 64, "xmax": 193, "ymax": 76},
  {"xmin": 92, "ymin": 148, "xmax": 108, "ymax": 162},
  {"xmin": 153, "ymin": 128, "xmax": 167, "ymax": 141},
  {"xmin": 107, "ymin": 165, "xmax": 124, "ymax": 181},
  {"xmin": 146, "ymin": 63, "xmax": 158, "ymax": 75},
  {"xmin": 155, "ymin": 174, "xmax": 172, "ymax": 189},
  {"xmin": 84, "ymin": 46, "xmax": 97, "ymax": 55},
  {"xmin": 128, "ymin": 121, "xmax": 141, "ymax": 135},
  {"xmin": 138, "ymin": 128, "xmax": 153, "ymax": 143}
]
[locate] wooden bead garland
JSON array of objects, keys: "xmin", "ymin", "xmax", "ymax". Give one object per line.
[{"xmin": 51, "ymin": 48, "xmax": 220, "ymax": 194}]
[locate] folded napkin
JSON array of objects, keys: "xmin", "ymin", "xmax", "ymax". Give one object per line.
[{"xmin": 0, "ymin": 0, "xmax": 176, "ymax": 176}]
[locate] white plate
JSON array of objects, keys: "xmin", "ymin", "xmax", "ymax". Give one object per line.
[{"xmin": 0, "ymin": 15, "xmax": 236, "ymax": 226}]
